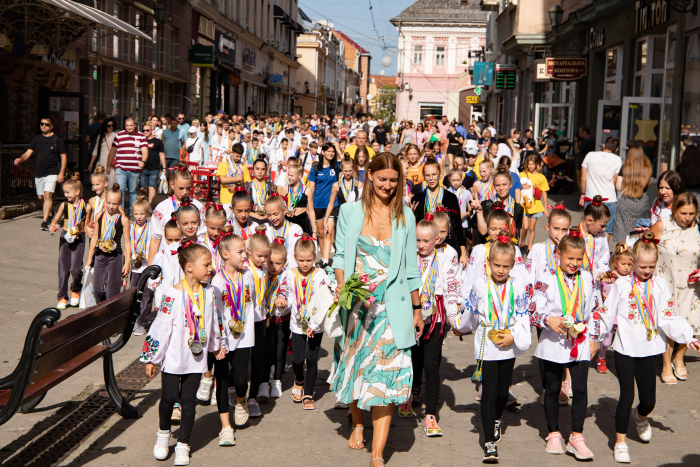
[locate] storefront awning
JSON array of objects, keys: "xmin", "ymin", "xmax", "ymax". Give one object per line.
[{"xmin": 39, "ymin": 0, "xmax": 152, "ymax": 41}]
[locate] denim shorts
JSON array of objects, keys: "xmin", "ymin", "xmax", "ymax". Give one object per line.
[
  {"xmin": 140, "ymin": 169, "xmax": 160, "ymax": 188},
  {"xmin": 525, "ymin": 212, "xmax": 544, "ymax": 219}
]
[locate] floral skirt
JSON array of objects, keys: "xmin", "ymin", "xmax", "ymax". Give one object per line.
[{"xmin": 328, "ymin": 305, "xmax": 413, "ymax": 410}]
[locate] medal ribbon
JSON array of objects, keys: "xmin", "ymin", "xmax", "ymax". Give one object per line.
[
  {"xmin": 578, "ymin": 223, "xmax": 595, "ymax": 272},
  {"xmin": 253, "ymin": 180, "xmax": 268, "ymax": 208},
  {"xmin": 288, "ymin": 182, "xmax": 304, "ymax": 210},
  {"xmin": 480, "ymin": 180, "xmax": 495, "ymax": 201},
  {"xmin": 171, "ymin": 195, "xmax": 179, "ymax": 212},
  {"xmin": 425, "ymin": 186, "xmax": 444, "ymax": 213},
  {"xmin": 266, "ymin": 273, "xmax": 281, "ymax": 314},
  {"xmin": 130, "ymin": 222, "xmax": 149, "ymax": 256},
  {"xmin": 555, "ymin": 267, "xmax": 583, "ymax": 323},
  {"xmin": 227, "ymin": 159, "xmax": 241, "ymax": 178},
  {"xmin": 92, "ymin": 197, "xmax": 105, "ymax": 223},
  {"xmin": 487, "ymin": 279, "xmax": 515, "ymax": 329},
  {"xmin": 68, "ymin": 199, "xmax": 84, "ymax": 230},
  {"xmin": 250, "ymin": 264, "xmax": 267, "ymax": 309},
  {"xmin": 340, "ymin": 178, "xmax": 356, "ymax": 202},
  {"xmin": 231, "ymin": 218, "xmax": 250, "ymax": 240},
  {"xmin": 181, "ymin": 279, "xmax": 205, "ymax": 340},
  {"xmin": 275, "ymin": 220, "xmax": 289, "ymax": 244},
  {"xmin": 295, "ymin": 270, "xmax": 314, "ymax": 321},
  {"xmin": 204, "ymin": 234, "xmax": 223, "ymax": 272},
  {"xmin": 221, "ymin": 269, "xmax": 244, "ymax": 321},
  {"xmin": 100, "ymin": 211, "xmax": 120, "ymax": 241},
  {"xmin": 545, "ymin": 238, "xmax": 557, "ymax": 273},
  {"xmin": 418, "ymin": 252, "xmax": 439, "ymax": 305},
  {"xmin": 633, "ymin": 275, "xmax": 656, "ymax": 334}
]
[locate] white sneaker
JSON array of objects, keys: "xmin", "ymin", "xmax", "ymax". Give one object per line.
[
  {"xmin": 173, "ymin": 442, "xmax": 190, "ymax": 465},
  {"xmin": 270, "ymin": 380, "xmax": 283, "ymax": 398},
  {"xmin": 196, "ymin": 376, "xmax": 213, "ymax": 402},
  {"xmin": 633, "ymin": 406, "xmax": 652, "ymax": 442},
  {"xmin": 133, "ymin": 325, "xmax": 147, "ymax": 336},
  {"xmin": 614, "ymin": 442, "xmax": 631, "ymax": 463},
  {"xmin": 218, "ymin": 426, "xmax": 236, "ymax": 446},
  {"xmin": 153, "ymin": 430, "xmax": 170, "ymax": 460},
  {"xmin": 69, "ymin": 295, "xmax": 80, "ymax": 307},
  {"xmin": 210, "ymin": 386, "xmax": 217, "ymax": 406},
  {"xmin": 56, "ymin": 300, "xmax": 67, "ymax": 310},
  {"xmin": 257, "ymin": 382, "xmax": 270, "ymax": 400},
  {"xmin": 234, "ymin": 401, "xmax": 249, "ymax": 426}
]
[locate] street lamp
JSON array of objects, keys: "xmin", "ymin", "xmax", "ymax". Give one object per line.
[
  {"xmin": 304, "ymin": 81, "xmax": 309, "ymax": 93},
  {"xmin": 548, "ymin": 5, "xmax": 563, "ymax": 29},
  {"xmin": 154, "ymin": 3, "xmax": 168, "ymax": 24},
  {"xmin": 484, "ymin": 50, "xmax": 494, "ymax": 62}
]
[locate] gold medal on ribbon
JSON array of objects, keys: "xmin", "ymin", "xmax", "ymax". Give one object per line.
[
  {"xmin": 646, "ymin": 329, "xmax": 653, "ymax": 341},
  {"xmin": 420, "ymin": 293, "xmax": 428, "ymax": 304},
  {"xmin": 67, "ymin": 226, "xmax": 79, "ymax": 236},
  {"xmin": 286, "ymin": 208, "xmax": 294, "ymax": 217}
]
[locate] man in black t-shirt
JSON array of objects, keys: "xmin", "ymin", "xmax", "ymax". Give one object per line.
[
  {"xmin": 140, "ymin": 123, "xmax": 166, "ymax": 206},
  {"xmin": 371, "ymin": 118, "xmax": 389, "ymax": 146},
  {"xmin": 15, "ymin": 117, "xmax": 67, "ymax": 230}
]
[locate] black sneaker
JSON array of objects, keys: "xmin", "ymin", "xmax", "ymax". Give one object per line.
[
  {"xmin": 494, "ymin": 420, "xmax": 502, "ymax": 443},
  {"xmin": 40, "ymin": 221, "xmax": 49, "ymax": 231},
  {"xmin": 483, "ymin": 442, "xmax": 499, "ymax": 463}
]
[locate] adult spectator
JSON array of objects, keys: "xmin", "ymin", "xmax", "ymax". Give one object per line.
[
  {"xmin": 437, "ymin": 115, "xmax": 450, "ymax": 155},
  {"xmin": 400, "ymin": 121, "xmax": 414, "ymax": 147},
  {"xmin": 456, "ymin": 121, "xmax": 468, "ymax": 139},
  {"xmin": 520, "ymin": 129, "xmax": 536, "ymax": 154},
  {"xmin": 162, "ymin": 118, "xmax": 186, "ymax": 169},
  {"xmin": 14, "ymin": 117, "xmax": 66, "ymax": 230},
  {"xmin": 371, "ymin": 118, "xmax": 389, "ymax": 147},
  {"xmin": 176, "ymin": 113, "xmax": 190, "ymax": 136},
  {"xmin": 677, "ymin": 145, "xmax": 700, "ymax": 205},
  {"xmin": 141, "ymin": 123, "xmax": 166, "ymax": 207},
  {"xmin": 574, "ymin": 126, "xmax": 595, "ymax": 193},
  {"xmin": 87, "ymin": 111, "xmax": 106, "ymax": 156},
  {"xmin": 465, "ymin": 124, "xmax": 479, "ymax": 141},
  {"xmin": 446, "ymin": 123, "xmax": 464, "ymax": 168},
  {"xmin": 611, "ymin": 146, "xmax": 653, "ymax": 243},
  {"xmin": 487, "ymin": 121, "xmax": 496, "ymax": 136},
  {"xmin": 650, "ymin": 192, "xmax": 700, "ymax": 384},
  {"xmin": 106, "ymin": 118, "xmax": 147, "ymax": 215},
  {"xmin": 413, "ymin": 123, "xmax": 430, "ymax": 150},
  {"xmin": 88, "ymin": 117, "xmax": 117, "ymax": 186},
  {"xmin": 579, "ymin": 136, "xmax": 621, "ymax": 238},
  {"xmin": 476, "ymin": 117, "xmax": 485, "ymax": 133},
  {"xmin": 344, "ymin": 130, "xmax": 376, "ymax": 159}
]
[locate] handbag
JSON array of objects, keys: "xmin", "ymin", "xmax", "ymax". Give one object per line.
[
  {"xmin": 308, "ymin": 284, "xmax": 342, "ymax": 338},
  {"xmin": 187, "ymin": 137, "xmax": 199, "ymax": 153},
  {"xmin": 533, "ymin": 186, "xmax": 542, "ymax": 200}
]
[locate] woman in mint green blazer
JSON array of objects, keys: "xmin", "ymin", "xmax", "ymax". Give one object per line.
[{"xmin": 329, "ymin": 153, "xmax": 424, "ymax": 467}]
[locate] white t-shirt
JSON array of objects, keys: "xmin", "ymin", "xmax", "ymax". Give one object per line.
[{"xmin": 581, "ymin": 151, "xmax": 621, "ymax": 202}]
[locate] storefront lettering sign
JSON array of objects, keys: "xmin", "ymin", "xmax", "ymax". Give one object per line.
[
  {"xmin": 589, "ymin": 28, "xmax": 605, "ymax": 49},
  {"xmin": 545, "ymin": 58, "xmax": 587, "ymax": 81},
  {"xmin": 198, "ymin": 15, "xmax": 215, "ymax": 41},
  {"xmin": 0, "ymin": 57, "xmax": 71, "ymax": 90},
  {"xmin": 244, "ymin": 47, "xmax": 256, "ymax": 67},
  {"xmin": 269, "ymin": 73, "xmax": 283, "ymax": 83},
  {"xmin": 219, "ymin": 34, "xmax": 235, "ymax": 55},
  {"xmin": 534, "ymin": 59, "xmax": 551, "ymax": 82},
  {"xmin": 466, "ymin": 95, "xmax": 481, "ymax": 104},
  {"xmin": 635, "ymin": 0, "xmax": 667, "ymax": 34},
  {"xmin": 189, "ymin": 45, "xmax": 214, "ymax": 67}
]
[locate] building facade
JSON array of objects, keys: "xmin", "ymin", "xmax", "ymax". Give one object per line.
[{"xmin": 334, "ymin": 30, "xmax": 372, "ymax": 114}]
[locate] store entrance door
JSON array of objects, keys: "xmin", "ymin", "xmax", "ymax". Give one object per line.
[
  {"xmin": 619, "ymin": 96, "xmax": 663, "ymax": 173},
  {"xmin": 596, "ymin": 100, "xmax": 621, "ymax": 150},
  {"xmin": 534, "ymin": 103, "xmax": 573, "ymax": 147}
]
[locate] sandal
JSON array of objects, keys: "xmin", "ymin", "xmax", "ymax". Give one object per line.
[
  {"xmin": 348, "ymin": 426, "xmax": 365, "ymax": 450},
  {"xmin": 292, "ymin": 382, "xmax": 304, "ymax": 403},
  {"xmin": 660, "ymin": 374, "xmax": 678, "ymax": 386},
  {"xmin": 302, "ymin": 395, "xmax": 316, "ymax": 410},
  {"xmin": 672, "ymin": 362, "xmax": 688, "ymax": 381},
  {"xmin": 370, "ymin": 458, "xmax": 385, "ymax": 467}
]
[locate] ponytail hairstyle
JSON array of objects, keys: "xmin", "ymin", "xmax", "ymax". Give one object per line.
[
  {"xmin": 62, "ymin": 172, "xmax": 83, "ymax": 193},
  {"xmin": 215, "ymin": 225, "xmax": 244, "ymax": 253},
  {"xmin": 496, "ymin": 156, "xmax": 512, "ymax": 174},
  {"xmin": 270, "ymin": 239, "xmax": 288, "ymax": 258},
  {"xmin": 416, "ymin": 218, "xmax": 439, "ymax": 238},
  {"xmin": 91, "ymin": 165, "xmax": 108, "ymax": 184},
  {"xmin": 249, "ymin": 225, "xmax": 272, "ymax": 252},
  {"xmin": 486, "ymin": 202, "xmax": 512, "ymax": 226},
  {"xmin": 107, "ymin": 183, "xmax": 122, "ymax": 198},
  {"xmin": 177, "ymin": 241, "xmax": 211, "ymax": 270},
  {"xmin": 265, "ymin": 192, "xmax": 287, "ymax": 212},
  {"xmin": 253, "ymin": 158, "xmax": 268, "ymax": 171},
  {"xmin": 231, "ymin": 183, "xmax": 253, "ymax": 208},
  {"xmin": 494, "ymin": 170, "xmax": 512, "ymax": 185},
  {"xmin": 632, "ymin": 231, "xmax": 660, "ymax": 260},
  {"xmin": 583, "ymin": 195, "xmax": 611, "ymax": 221},
  {"xmin": 340, "ymin": 155, "xmax": 359, "ymax": 179},
  {"xmin": 489, "ymin": 230, "xmax": 516, "ymax": 260},
  {"xmin": 132, "ymin": 194, "xmax": 150, "ymax": 213},
  {"xmin": 610, "ymin": 242, "xmax": 634, "ymax": 270},
  {"xmin": 547, "ymin": 200, "xmax": 572, "ymax": 224},
  {"xmin": 205, "ymin": 203, "xmax": 227, "ymax": 224},
  {"xmin": 170, "ymin": 160, "xmax": 193, "ymax": 184},
  {"xmin": 164, "ymin": 215, "xmax": 181, "ymax": 237},
  {"xmin": 558, "ymin": 226, "xmax": 586, "ymax": 253},
  {"xmin": 175, "ymin": 196, "xmax": 200, "ymax": 221},
  {"xmin": 294, "ymin": 232, "xmax": 317, "ymax": 256}
]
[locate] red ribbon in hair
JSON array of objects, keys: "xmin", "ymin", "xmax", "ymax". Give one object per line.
[
  {"xmin": 496, "ymin": 235, "xmax": 512, "ymax": 244},
  {"xmin": 583, "ymin": 197, "xmax": 609, "ymax": 206},
  {"xmin": 170, "ymin": 212, "xmax": 177, "ymax": 219},
  {"xmin": 174, "ymin": 166, "xmax": 189, "ymax": 172},
  {"xmin": 212, "ymin": 204, "xmax": 224, "ymax": 212},
  {"xmin": 256, "ymin": 226, "xmax": 267, "ymax": 234},
  {"xmin": 270, "ymin": 192, "xmax": 288, "ymax": 202},
  {"xmin": 295, "ymin": 233, "xmax": 317, "ymax": 241},
  {"xmin": 547, "ymin": 203, "xmax": 566, "ymax": 210},
  {"xmin": 235, "ymin": 186, "xmax": 247, "ymax": 192},
  {"xmin": 642, "ymin": 237, "xmax": 660, "ymax": 245},
  {"xmin": 568, "ymin": 230, "xmax": 584, "ymax": 238},
  {"xmin": 491, "ymin": 204, "xmax": 513, "ymax": 218},
  {"xmin": 180, "ymin": 198, "xmax": 191, "ymax": 207},
  {"xmin": 424, "ymin": 213, "xmax": 435, "ymax": 221},
  {"xmin": 177, "ymin": 240, "xmax": 196, "ymax": 252},
  {"xmin": 436, "ymin": 206, "xmax": 458, "ymax": 216},
  {"xmin": 273, "ymin": 237, "xmax": 286, "ymax": 245},
  {"xmin": 212, "ymin": 231, "xmax": 233, "ymax": 250}
]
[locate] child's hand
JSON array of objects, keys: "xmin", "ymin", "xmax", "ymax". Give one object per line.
[
  {"xmin": 497, "ymin": 333, "xmax": 515, "ymax": 348},
  {"xmin": 306, "ymin": 327, "xmax": 315, "ymax": 338},
  {"xmin": 275, "ymin": 296, "xmax": 287, "ymax": 308},
  {"xmin": 122, "ymin": 263, "xmax": 130, "ymax": 278},
  {"xmin": 215, "ymin": 347, "xmax": 226, "ymax": 360},
  {"xmin": 145, "ymin": 363, "xmax": 157, "ymax": 378},
  {"xmin": 589, "ymin": 341, "xmax": 599, "ymax": 360},
  {"xmin": 547, "ymin": 316, "xmax": 568, "ymax": 335}
]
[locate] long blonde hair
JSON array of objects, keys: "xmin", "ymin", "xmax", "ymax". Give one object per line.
[
  {"xmin": 361, "ymin": 152, "xmax": 406, "ymax": 227},
  {"xmin": 621, "ymin": 146, "xmax": 653, "ymax": 198}
]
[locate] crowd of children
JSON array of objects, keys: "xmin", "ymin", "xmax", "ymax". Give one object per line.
[{"xmin": 44, "ymin": 115, "xmax": 700, "ymax": 466}]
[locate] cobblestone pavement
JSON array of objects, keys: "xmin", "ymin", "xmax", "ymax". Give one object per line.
[{"xmin": 1, "ymin": 197, "xmax": 699, "ymax": 467}]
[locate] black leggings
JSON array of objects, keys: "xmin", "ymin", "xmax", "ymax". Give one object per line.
[
  {"xmin": 481, "ymin": 358, "xmax": 515, "ymax": 443},
  {"xmin": 410, "ymin": 324, "xmax": 445, "ymax": 415},
  {"xmin": 159, "ymin": 372, "xmax": 201, "ymax": 444},
  {"xmin": 536, "ymin": 327, "xmax": 546, "ymax": 391},
  {"xmin": 249, "ymin": 321, "xmax": 267, "ymax": 398},
  {"xmin": 543, "ymin": 359, "xmax": 589, "ymax": 433},
  {"xmin": 263, "ymin": 319, "xmax": 291, "ymax": 381},
  {"xmin": 291, "ymin": 332, "xmax": 323, "ymax": 396},
  {"xmin": 215, "ymin": 347, "xmax": 250, "ymax": 413},
  {"xmin": 614, "ymin": 351, "xmax": 657, "ymax": 434}
]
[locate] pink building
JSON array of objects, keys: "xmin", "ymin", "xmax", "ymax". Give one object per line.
[{"xmin": 391, "ymin": 0, "xmax": 487, "ymax": 125}]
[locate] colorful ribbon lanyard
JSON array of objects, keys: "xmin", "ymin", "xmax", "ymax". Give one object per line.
[
  {"xmin": 93, "ymin": 197, "xmax": 104, "ymax": 222},
  {"xmin": 231, "ymin": 218, "xmax": 249, "ymax": 239},
  {"xmin": 203, "ymin": 234, "xmax": 223, "ymax": 271},
  {"xmin": 480, "ymin": 180, "xmax": 495, "ymax": 201},
  {"xmin": 425, "ymin": 186, "xmax": 444, "ymax": 213},
  {"xmin": 250, "ymin": 264, "xmax": 267, "ymax": 309},
  {"xmin": 556, "ymin": 267, "xmax": 583, "ymax": 323},
  {"xmin": 130, "ymin": 222, "xmax": 149, "ymax": 256},
  {"xmin": 100, "ymin": 211, "xmax": 120, "ymax": 241},
  {"xmin": 484, "ymin": 242, "xmax": 492, "ymax": 277},
  {"xmin": 252, "ymin": 180, "xmax": 268, "ymax": 207},
  {"xmin": 68, "ymin": 199, "xmax": 84, "ymax": 230},
  {"xmin": 544, "ymin": 238, "xmax": 557, "ymax": 273},
  {"xmin": 249, "ymin": 148, "xmax": 259, "ymax": 162},
  {"xmin": 632, "ymin": 274, "xmax": 656, "ymax": 336},
  {"xmin": 578, "ymin": 223, "xmax": 595, "ymax": 272},
  {"xmin": 221, "ymin": 269, "xmax": 244, "ymax": 322},
  {"xmin": 275, "ymin": 220, "xmax": 289, "ymax": 242},
  {"xmin": 418, "ymin": 252, "xmax": 439, "ymax": 306},
  {"xmin": 288, "ymin": 182, "xmax": 304, "ymax": 210},
  {"xmin": 227, "ymin": 159, "xmax": 241, "ymax": 178},
  {"xmin": 181, "ymin": 279, "xmax": 205, "ymax": 341},
  {"xmin": 171, "ymin": 196, "xmax": 180, "ymax": 212},
  {"xmin": 295, "ymin": 270, "xmax": 314, "ymax": 321},
  {"xmin": 340, "ymin": 178, "xmax": 356, "ymax": 202},
  {"xmin": 487, "ymin": 278, "xmax": 514, "ymax": 330},
  {"xmin": 266, "ymin": 273, "xmax": 280, "ymax": 314}
]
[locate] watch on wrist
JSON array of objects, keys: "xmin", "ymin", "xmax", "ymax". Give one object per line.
[{"xmin": 412, "ymin": 304, "xmax": 422, "ymax": 310}]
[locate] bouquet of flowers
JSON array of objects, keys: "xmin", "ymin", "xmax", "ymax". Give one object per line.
[{"xmin": 328, "ymin": 273, "xmax": 377, "ymax": 318}]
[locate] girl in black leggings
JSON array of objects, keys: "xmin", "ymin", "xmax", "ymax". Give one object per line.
[{"xmin": 598, "ymin": 232, "xmax": 700, "ymax": 463}]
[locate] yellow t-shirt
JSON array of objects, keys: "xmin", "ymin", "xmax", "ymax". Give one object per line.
[
  {"xmin": 344, "ymin": 144, "xmax": 376, "ymax": 160},
  {"xmin": 519, "ymin": 171, "xmax": 550, "ymax": 214},
  {"xmin": 217, "ymin": 161, "xmax": 251, "ymax": 204}
]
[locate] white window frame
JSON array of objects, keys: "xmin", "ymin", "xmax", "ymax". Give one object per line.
[
  {"xmin": 604, "ymin": 46, "xmax": 624, "ymax": 101},
  {"xmin": 413, "ymin": 45, "xmax": 423, "ymax": 65},
  {"xmin": 435, "ymin": 46, "xmax": 445, "ymax": 67},
  {"xmin": 634, "ymin": 35, "xmax": 666, "ymax": 98}
]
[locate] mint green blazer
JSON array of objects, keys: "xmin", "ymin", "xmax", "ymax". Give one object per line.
[{"xmin": 334, "ymin": 201, "xmax": 422, "ymax": 350}]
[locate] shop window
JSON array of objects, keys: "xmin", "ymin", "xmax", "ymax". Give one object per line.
[
  {"xmin": 435, "ymin": 46, "xmax": 445, "ymax": 67},
  {"xmin": 604, "ymin": 47, "xmax": 623, "ymax": 100},
  {"xmin": 681, "ymin": 32, "xmax": 700, "ymax": 151},
  {"xmin": 170, "ymin": 30, "xmax": 176, "ymax": 73},
  {"xmin": 457, "ymin": 46, "xmax": 469, "ymax": 67},
  {"xmin": 634, "ymin": 36, "xmax": 667, "ymax": 98},
  {"xmin": 419, "ymin": 103, "xmax": 444, "ymax": 120},
  {"xmin": 113, "ymin": 3, "xmax": 123, "ymax": 59},
  {"xmin": 413, "ymin": 45, "xmax": 423, "ymax": 65}
]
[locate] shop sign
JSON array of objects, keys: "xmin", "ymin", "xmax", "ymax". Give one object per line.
[
  {"xmin": 189, "ymin": 45, "xmax": 214, "ymax": 67},
  {"xmin": 269, "ymin": 73, "xmax": 283, "ymax": 83},
  {"xmin": 244, "ymin": 47, "xmax": 256, "ymax": 67},
  {"xmin": 473, "ymin": 62, "xmax": 493, "ymax": 86},
  {"xmin": 198, "ymin": 15, "xmax": 215, "ymax": 41},
  {"xmin": 545, "ymin": 58, "xmax": 587, "ymax": 81},
  {"xmin": 466, "ymin": 95, "xmax": 481, "ymax": 104},
  {"xmin": 218, "ymin": 33, "xmax": 235, "ymax": 56},
  {"xmin": 534, "ymin": 59, "xmax": 550, "ymax": 82},
  {"xmin": 635, "ymin": 0, "xmax": 667, "ymax": 34},
  {"xmin": 0, "ymin": 56, "xmax": 72, "ymax": 90},
  {"xmin": 495, "ymin": 64, "xmax": 516, "ymax": 89},
  {"xmin": 589, "ymin": 28, "xmax": 605, "ymax": 49}
]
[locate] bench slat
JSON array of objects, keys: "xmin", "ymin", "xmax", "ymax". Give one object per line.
[
  {"xmin": 0, "ymin": 345, "xmax": 109, "ymax": 410},
  {"xmin": 38, "ymin": 289, "xmax": 136, "ymax": 354}
]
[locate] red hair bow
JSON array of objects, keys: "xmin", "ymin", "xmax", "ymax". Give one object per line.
[
  {"xmin": 583, "ymin": 197, "xmax": 609, "ymax": 206},
  {"xmin": 568, "ymin": 230, "xmax": 584, "ymax": 238},
  {"xmin": 491, "ymin": 205, "xmax": 513, "ymax": 218},
  {"xmin": 496, "ymin": 235, "xmax": 512, "ymax": 244},
  {"xmin": 270, "ymin": 192, "xmax": 289, "ymax": 202},
  {"xmin": 178, "ymin": 240, "xmax": 196, "ymax": 252},
  {"xmin": 212, "ymin": 231, "xmax": 233, "ymax": 250},
  {"xmin": 170, "ymin": 212, "xmax": 177, "ymax": 219},
  {"xmin": 180, "ymin": 198, "xmax": 191, "ymax": 207},
  {"xmin": 174, "ymin": 166, "xmax": 189, "ymax": 172},
  {"xmin": 295, "ymin": 233, "xmax": 317, "ymax": 241},
  {"xmin": 642, "ymin": 237, "xmax": 660, "ymax": 245},
  {"xmin": 256, "ymin": 226, "xmax": 267, "ymax": 234},
  {"xmin": 547, "ymin": 204, "xmax": 566, "ymax": 210},
  {"xmin": 424, "ymin": 213, "xmax": 435, "ymax": 221},
  {"xmin": 436, "ymin": 206, "xmax": 458, "ymax": 216},
  {"xmin": 212, "ymin": 204, "xmax": 224, "ymax": 211},
  {"xmin": 235, "ymin": 186, "xmax": 247, "ymax": 192},
  {"xmin": 273, "ymin": 237, "xmax": 286, "ymax": 245}
]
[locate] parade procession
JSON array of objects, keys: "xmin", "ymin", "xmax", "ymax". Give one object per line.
[{"xmin": 2, "ymin": 0, "xmax": 700, "ymax": 466}]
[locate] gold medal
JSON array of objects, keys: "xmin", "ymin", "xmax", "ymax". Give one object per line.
[
  {"xmin": 67, "ymin": 226, "xmax": 79, "ymax": 236},
  {"xmin": 420, "ymin": 293, "xmax": 428, "ymax": 304},
  {"xmin": 654, "ymin": 329, "xmax": 658, "ymax": 336},
  {"xmin": 286, "ymin": 208, "xmax": 294, "ymax": 217},
  {"xmin": 646, "ymin": 329, "xmax": 653, "ymax": 341},
  {"xmin": 487, "ymin": 329, "xmax": 499, "ymax": 342}
]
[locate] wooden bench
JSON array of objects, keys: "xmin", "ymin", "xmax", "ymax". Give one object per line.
[{"xmin": 0, "ymin": 265, "xmax": 161, "ymax": 427}]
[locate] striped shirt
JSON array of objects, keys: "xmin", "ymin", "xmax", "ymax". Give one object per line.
[{"xmin": 113, "ymin": 130, "xmax": 147, "ymax": 171}]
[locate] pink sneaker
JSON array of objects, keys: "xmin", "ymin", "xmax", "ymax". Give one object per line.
[
  {"xmin": 545, "ymin": 432, "xmax": 564, "ymax": 454},
  {"xmin": 567, "ymin": 434, "xmax": 594, "ymax": 460}
]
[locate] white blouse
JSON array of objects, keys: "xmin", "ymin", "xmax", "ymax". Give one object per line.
[
  {"xmin": 271, "ymin": 221, "xmax": 303, "ymax": 269},
  {"xmin": 581, "ymin": 230, "xmax": 610, "ymax": 283},
  {"xmin": 463, "ymin": 243, "xmax": 528, "ymax": 299},
  {"xmin": 532, "ymin": 269, "xmax": 602, "ymax": 363},
  {"xmin": 453, "ymin": 277, "xmax": 531, "ymax": 361},
  {"xmin": 599, "ymin": 275, "xmax": 697, "ymax": 357},
  {"xmin": 245, "ymin": 263, "xmax": 268, "ymax": 322},
  {"xmin": 148, "ymin": 242, "xmax": 183, "ymax": 308},
  {"xmin": 419, "ymin": 245, "xmax": 461, "ymax": 324},
  {"xmin": 151, "ymin": 196, "xmax": 206, "ymax": 241},
  {"xmin": 140, "ymin": 284, "xmax": 219, "ymax": 374},
  {"xmin": 525, "ymin": 240, "xmax": 558, "ymax": 285},
  {"xmin": 211, "ymin": 270, "xmax": 256, "ymax": 351},
  {"xmin": 280, "ymin": 268, "xmax": 330, "ymax": 335}
]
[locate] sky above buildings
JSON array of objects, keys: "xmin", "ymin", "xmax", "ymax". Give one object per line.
[{"xmin": 298, "ymin": 0, "xmax": 404, "ymax": 76}]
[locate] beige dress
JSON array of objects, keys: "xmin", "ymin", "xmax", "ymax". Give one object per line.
[
  {"xmin": 92, "ymin": 132, "xmax": 116, "ymax": 186},
  {"xmin": 655, "ymin": 215, "xmax": 700, "ymax": 335}
]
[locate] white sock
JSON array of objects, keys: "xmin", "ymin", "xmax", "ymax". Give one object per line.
[{"xmin": 322, "ymin": 258, "xmax": 328, "ymax": 263}]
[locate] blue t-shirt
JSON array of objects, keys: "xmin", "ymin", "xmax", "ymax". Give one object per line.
[
  {"xmin": 309, "ymin": 164, "xmax": 339, "ymax": 209},
  {"xmin": 197, "ymin": 130, "xmax": 210, "ymax": 160},
  {"xmin": 162, "ymin": 128, "xmax": 186, "ymax": 160},
  {"xmin": 510, "ymin": 176, "xmax": 523, "ymax": 199},
  {"xmin": 178, "ymin": 123, "xmax": 190, "ymax": 138}
]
